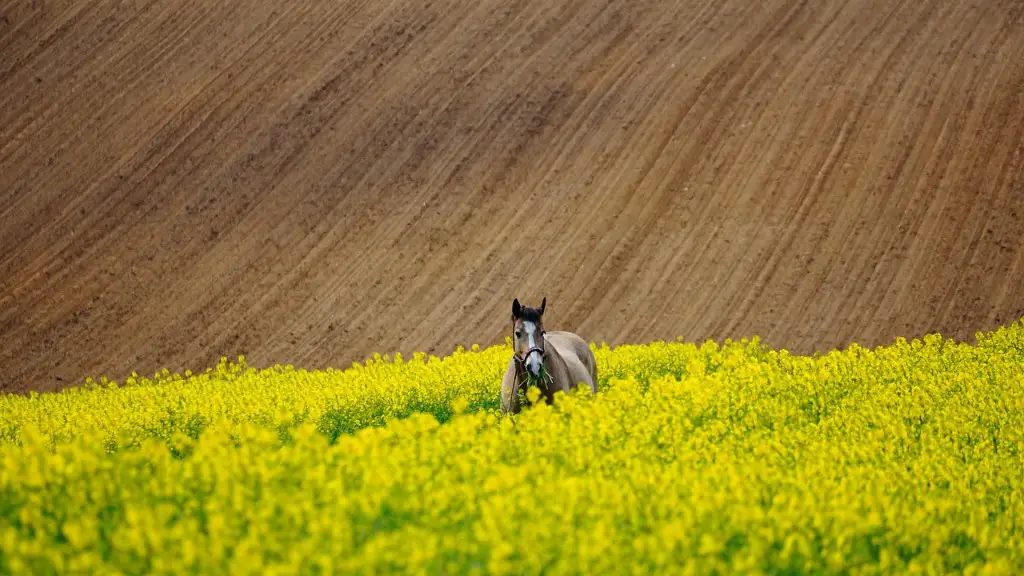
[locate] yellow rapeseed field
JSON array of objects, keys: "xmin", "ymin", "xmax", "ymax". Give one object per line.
[{"xmin": 2, "ymin": 321, "xmax": 1023, "ymax": 575}]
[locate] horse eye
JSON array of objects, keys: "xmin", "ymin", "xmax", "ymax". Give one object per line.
[{"xmin": 515, "ymin": 330, "xmax": 522, "ymax": 338}]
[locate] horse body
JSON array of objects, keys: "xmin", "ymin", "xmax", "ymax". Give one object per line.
[{"xmin": 500, "ymin": 298, "xmax": 597, "ymax": 414}]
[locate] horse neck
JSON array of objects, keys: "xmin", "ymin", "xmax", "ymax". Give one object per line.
[{"xmin": 540, "ymin": 336, "xmax": 570, "ymax": 389}]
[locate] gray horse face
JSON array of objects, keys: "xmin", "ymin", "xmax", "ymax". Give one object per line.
[
  {"xmin": 517, "ymin": 320, "xmax": 543, "ymax": 377},
  {"xmin": 512, "ymin": 297, "xmax": 546, "ymax": 378}
]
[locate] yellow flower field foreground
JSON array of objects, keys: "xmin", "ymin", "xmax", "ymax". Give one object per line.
[{"xmin": 2, "ymin": 322, "xmax": 1024, "ymax": 574}]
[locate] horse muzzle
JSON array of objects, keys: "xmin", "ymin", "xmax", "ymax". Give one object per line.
[
  {"xmin": 518, "ymin": 347, "xmax": 544, "ymax": 374},
  {"xmin": 526, "ymin": 356, "xmax": 543, "ymax": 378}
]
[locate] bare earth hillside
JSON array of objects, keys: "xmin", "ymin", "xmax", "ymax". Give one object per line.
[{"xmin": 2, "ymin": 0, "xmax": 1023, "ymax": 392}]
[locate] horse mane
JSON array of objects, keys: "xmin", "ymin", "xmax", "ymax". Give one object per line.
[{"xmin": 515, "ymin": 306, "xmax": 544, "ymax": 325}]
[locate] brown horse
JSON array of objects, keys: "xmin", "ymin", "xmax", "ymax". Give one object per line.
[{"xmin": 500, "ymin": 297, "xmax": 598, "ymax": 414}]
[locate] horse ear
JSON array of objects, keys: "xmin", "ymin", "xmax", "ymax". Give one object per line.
[
  {"xmin": 540, "ymin": 297, "xmax": 546, "ymax": 315},
  {"xmin": 512, "ymin": 298, "xmax": 522, "ymax": 318}
]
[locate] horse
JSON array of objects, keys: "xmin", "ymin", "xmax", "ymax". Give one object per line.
[{"xmin": 500, "ymin": 297, "xmax": 598, "ymax": 414}]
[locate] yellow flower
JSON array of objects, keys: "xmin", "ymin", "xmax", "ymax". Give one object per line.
[{"xmin": 1, "ymin": 318, "xmax": 1023, "ymax": 573}]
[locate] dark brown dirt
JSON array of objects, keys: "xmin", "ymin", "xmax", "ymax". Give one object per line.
[{"xmin": 3, "ymin": 0, "xmax": 1023, "ymax": 393}]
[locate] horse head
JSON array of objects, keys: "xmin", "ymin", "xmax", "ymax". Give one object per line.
[{"xmin": 511, "ymin": 297, "xmax": 547, "ymax": 381}]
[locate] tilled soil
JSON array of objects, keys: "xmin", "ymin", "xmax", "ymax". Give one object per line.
[{"xmin": 2, "ymin": 0, "xmax": 1023, "ymax": 392}]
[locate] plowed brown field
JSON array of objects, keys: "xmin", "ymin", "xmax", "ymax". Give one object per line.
[{"xmin": 2, "ymin": 0, "xmax": 1023, "ymax": 393}]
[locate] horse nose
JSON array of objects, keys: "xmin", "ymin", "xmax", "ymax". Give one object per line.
[{"xmin": 527, "ymin": 356, "xmax": 542, "ymax": 377}]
